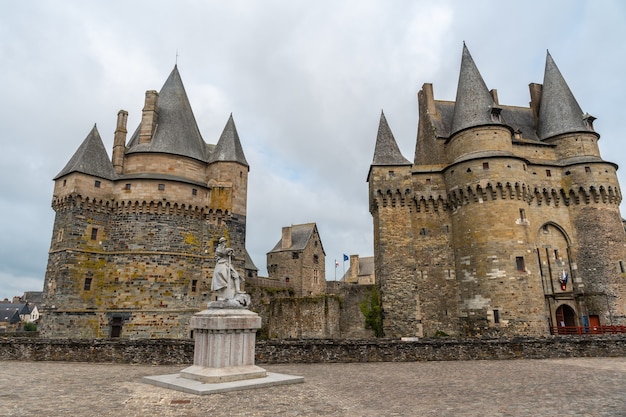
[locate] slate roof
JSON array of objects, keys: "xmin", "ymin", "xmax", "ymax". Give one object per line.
[
  {"xmin": 425, "ymin": 49, "xmax": 590, "ymax": 145},
  {"xmin": 0, "ymin": 303, "xmax": 29, "ymax": 324},
  {"xmin": 431, "ymin": 102, "xmax": 542, "ymax": 143},
  {"xmin": 450, "ymin": 43, "xmax": 500, "ymax": 136},
  {"xmin": 537, "ymin": 51, "xmax": 594, "ymax": 140},
  {"xmin": 371, "ymin": 111, "xmax": 411, "ymax": 166},
  {"xmin": 54, "ymin": 125, "xmax": 116, "ymax": 180},
  {"xmin": 209, "ymin": 114, "xmax": 249, "ymax": 166},
  {"xmin": 268, "ymin": 223, "xmax": 319, "ymax": 253},
  {"xmin": 126, "ymin": 66, "xmax": 208, "ymax": 161}
]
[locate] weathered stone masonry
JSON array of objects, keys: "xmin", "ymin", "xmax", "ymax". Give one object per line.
[{"xmin": 369, "ymin": 45, "xmax": 626, "ymax": 338}]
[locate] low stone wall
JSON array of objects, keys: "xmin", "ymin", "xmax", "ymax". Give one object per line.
[{"xmin": 1, "ymin": 336, "xmax": 625, "ymax": 365}]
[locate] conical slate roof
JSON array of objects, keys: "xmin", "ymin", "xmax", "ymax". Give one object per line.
[
  {"xmin": 54, "ymin": 125, "xmax": 116, "ymax": 180},
  {"xmin": 127, "ymin": 66, "xmax": 207, "ymax": 161},
  {"xmin": 537, "ymin": 52, "xmax": 591, "ymax": 140},
  {"xmin": 371, "ymin": 111, "xmax": 410, "ymax": 166},
  {"xmin": 450, "ymin": 44, "xmax": 499, "ymax": 136},
  {"xmin": 209, "ymin": 114, "xmax": 249, "ymax": 166}
]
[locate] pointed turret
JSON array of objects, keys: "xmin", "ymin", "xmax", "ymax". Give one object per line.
[
  {"xmin": 450, "ymin": 44, "xmax": 500, "ymax": 136},
  {"xmin": 537, "ymin": 51, "xmax": 593, "ymax": 140},
  {"xmin": 371, "ymin": 111, "xmax": 410, "ymax": 166},
  {"xmin": 126, "ymin": 65, "xmax": 207, "ymax": 161},
  {"xmin": 209, "ymin": 114, "xmax": 249, "ymax": 166},
  {"xmin": 54, "ymin": 125, "xmax": 116, "ymax": 180}
]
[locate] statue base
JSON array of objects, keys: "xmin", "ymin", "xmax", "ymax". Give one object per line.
[
  {"xmin": 180, "ymin": 308, "xmax": 266, "ymax": 383},
  {"xmin": 143, "ymin": 307, "xmax": 304, "ymax": 395}
]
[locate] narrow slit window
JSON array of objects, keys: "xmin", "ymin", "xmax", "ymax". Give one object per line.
[
  {"xmin": 84, "ymin": 277, "xmax": 92, "ymax": 291},
  {"xmin": 493, "ymin": 309, "xmax": 500, "ymax": 324},
  {"xmin": 519, "ymin": 208, "xmax": 526, "ymax": 221},
  {"xmin": 516, "ymin": 256, "xmax": 525, "ymax": 272},
  {"xmin": 191, "ymin": 279, "xmax": 198, "ymax": 293},
  {"xmin": 620, "ymin": 261, "xmax": 625, "ymax": 274},
  {"xmin": 90, "ymin": 227, "xmax": 98, "ymax": 240}
]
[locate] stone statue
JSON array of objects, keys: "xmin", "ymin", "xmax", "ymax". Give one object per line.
[{"xmin": 209, "ymin": 237, "xmax": 250, "ymax": 308}]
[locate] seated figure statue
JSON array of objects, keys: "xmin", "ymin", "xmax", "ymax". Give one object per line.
[{"xmin": 209, "ymin": 237, "xmax": 250, "ymax": 308}]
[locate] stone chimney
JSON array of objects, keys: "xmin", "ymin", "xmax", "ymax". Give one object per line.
[
  {"xmin": 112, "ymin": 110, "xmax": 128, "ymax": 175},
  {"xmin": 529, "ymin": 83, "xmax": 543, "ymax": 129},
  {"xmin": 421, "ymin": 83, "xmax": 437, "ymax": 115},
  {"xmin": 349, "ymin": 255, "xmax": 359, "ymax": 281},
  {"xmin": 281, "ymin": 226, "xmax": 292, "ymax": 250},
  {"xmin": 139, "ymin": 90, "xmax": 159, "ymax": 144}
]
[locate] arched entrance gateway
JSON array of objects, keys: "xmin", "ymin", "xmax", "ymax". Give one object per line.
[
  {"xmin": 535, "ymin": 223, "xmax": 582, "ymax": 333},
  {"xmin": 555, "ymin": 304, "xmax": 577, "ymax": 331}
]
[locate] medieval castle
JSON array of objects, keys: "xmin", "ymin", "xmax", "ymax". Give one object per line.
[
  {"xmin": 41, "ymin": 67, "xmax": 254, "ymax": 338},
  {"xmin": 369, "ymin": 45, "xmax": 626, "ymax": 338},
  {"xmin": 40, "ymin": 45, "xmax": 626, "ymax": 339}
]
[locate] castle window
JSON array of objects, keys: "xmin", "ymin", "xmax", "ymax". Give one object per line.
[
  {"xmin": 515, "ymin": 256, "xmax": 525, "ymax": 272},
  {"xmin": 292, "ymin": 252, "xmax": 299, "ymax": 260},
  {"xmin": 554, "ymin": 250, "xmax": 559, "ymax": 261},
  {"xmin": 285, "ymin": 277, "xmax": 290, "ymax": 283},
  {"xmin": 191, "ymin": 279, "xmax": 198, "ymax": 293},
  {"xmin": 466, "ymin": 168, "xmax": 472, "ymax": 173},
  {"xmin": 585, "ymin": 166, "xmax": 591, "ymax": 173},
  {"xmin": 388, "ymin": 170, "xmax": 395, "ymax": 177},
  {"xmin": 158, "ymin": 183, "xmax": 165, "ymax": 191},
  {"xmin": 420, "ymin": 228, "xmax": 427, "ymax": 236},
  {"xmin": 57, "ymin": 229, "xmax": 64, "ymax": 242},
  {"xmin": 620, "ymin": 261, "xmax": 625, "ymax": 274},
  {"xmin": 90, "ymin": 227, "xmax": 98, "ymax": 240},
  {"xmin": 63, "ymin": 179, "xmax": 67, "ymax": 187},
  {"xmin": 426, "ymin": 178, "xmax": 431, "ymax": 184},
  {"xmin": 125, "ymin": 183, "xmax": 131, "ymax": 190},
  {"xmin": 542, "ymin": 225, "xmax": 549, "ymax": 233},
  {"xmin": 94, "ymin": 180, "xmax": 101, "ymax": 188},
  {"xmin": 445, "ymin": 225, "xmax": 449, "ymax": 233},
  {"xmin": 483, "ymin": 162, "xmax": 489, "ymax": 170},
  {"xmin": 314, "ymin": 269, "xmax": 319, "ymax": 283},
  {"xmin": 493, "ymin": 309, "xmax": 500, "ymax": 324},
  {"xmin": 519, "ymin": 208, "xmax": 526, "ymax": 221},
  {"xmin": 313, "ymin": 254, "xmax": 319, "ymax": 264},
  {"xmin": 192, "ymin": 188, "xmax": 197, "ymax": 196},
  {"xmin": 546, "ymin": 170, "xmax": 552, "ymax": 177},
  {"xmin": 84, "ymin": 277, "xmax": 92, "ymax": 291}
]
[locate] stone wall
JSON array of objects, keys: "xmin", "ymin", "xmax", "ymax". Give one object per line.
[{"xmin": 2, "ymin": 336, "xmax": 625, "ymax": 364}]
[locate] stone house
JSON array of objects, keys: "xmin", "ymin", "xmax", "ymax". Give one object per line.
[
  {"xmin": 341, "ymin": 255, "xmax": 375, "ymax": 285},
  {"xmin": 266, "ymin": 223, "xmax": 326, "ymax": 296},
  {"xmin": 368, "ymin": 44, "xmax": 626, "ymax": 338},
  {"xmin": 40, "ymin": 66, "xmax": 255, "ymax": 339}
]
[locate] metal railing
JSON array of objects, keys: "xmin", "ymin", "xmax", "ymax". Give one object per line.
[{"xmin": 550, "ymin": 325, "xmax": 626, "ymax": 335}]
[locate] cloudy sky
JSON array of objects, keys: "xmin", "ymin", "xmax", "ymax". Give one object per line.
[{"xmin": 1, "ymin": 0, "xmax": 625, "ymax": 298}]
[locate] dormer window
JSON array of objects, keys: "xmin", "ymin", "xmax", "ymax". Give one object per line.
[
  {"xmin": 490, "ymin": 105, "xmax": 502, "ymax": 123},
  {"xmin": 583, "ymin": 113, "xmax": 596, "ymax": 130}
]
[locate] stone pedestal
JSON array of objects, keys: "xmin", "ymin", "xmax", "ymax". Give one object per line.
[
  {"xmin": 143, "ymin": 307, "xmax": 303, "ymax": 395},
  {"xmin": 180, "ymin": 308, "xmax": 266, "ymax": 383}
]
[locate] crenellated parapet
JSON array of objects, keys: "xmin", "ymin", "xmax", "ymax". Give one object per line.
[{"xmin": 370, "ymin": 182, "xmax": 622, "ymax": 214}]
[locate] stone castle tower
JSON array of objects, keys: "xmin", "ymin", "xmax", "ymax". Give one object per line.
[
  {"xmin": 368, "ymin": 45, "xmax": 626, "ymax": 338},
  {"xmin": 40, "ymin": 66, "xmax": 253, "ymax": 339}
]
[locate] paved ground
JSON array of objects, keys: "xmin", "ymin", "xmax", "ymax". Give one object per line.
[{"xmin": 1, "ymin": 358, "xmax": 625, "ymax": 416}]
